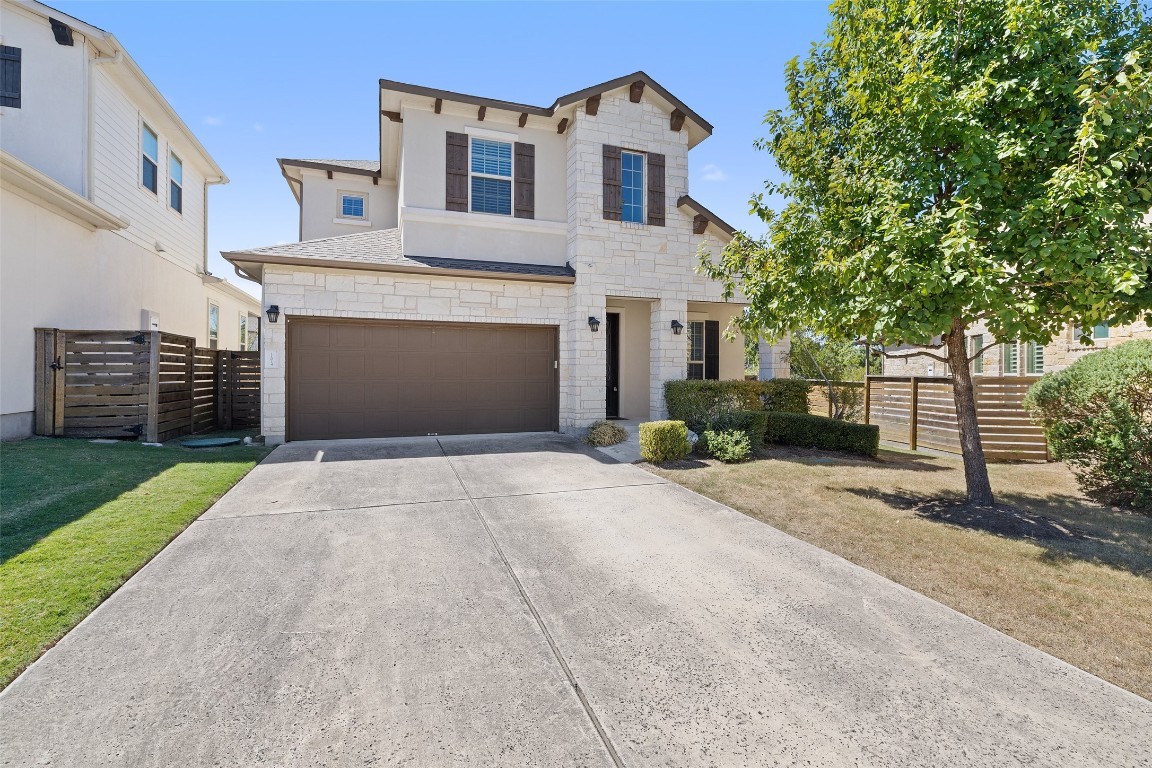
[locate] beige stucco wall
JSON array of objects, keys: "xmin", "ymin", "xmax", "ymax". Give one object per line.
[
  {"xmin": 299, "ymin": 169, "xmax": 398, "ymax": 241},
  {"xmin": 0, "ymin": 188, "xmax": 259, "ymax": 438}
]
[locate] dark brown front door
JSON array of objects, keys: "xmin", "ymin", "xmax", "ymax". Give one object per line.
[
  {"xmin": 605, "ymin": 312, "xmax": 620, "ymax": 419},
  {"xmin": 287, "ymin": 318, "xmax": 559, "ymax": 441}
]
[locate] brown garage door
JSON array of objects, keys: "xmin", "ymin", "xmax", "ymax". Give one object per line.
[{"xmin": 287, "ymin": 318, "xmax": 559, "ymax": 441}]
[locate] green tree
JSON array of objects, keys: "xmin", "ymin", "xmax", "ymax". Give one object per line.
[{"xmin": 703, "ymin": 0, "xmax": 1152, "ymax": 504}]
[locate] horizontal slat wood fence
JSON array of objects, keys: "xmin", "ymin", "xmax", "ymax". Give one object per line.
[
  {"xmin": 35, "ymin": 328, "xmax": 260, "ymax": 442},
  {"xmin": 865, "ymin": 375, "xmax": 1048, "ymax": 462},
  {"xmin": 805, "ymin": 380, "xmax": 865, "ymax": 420}
]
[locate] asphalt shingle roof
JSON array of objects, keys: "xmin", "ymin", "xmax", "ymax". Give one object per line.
[{"xmin": 229, "ymin": 228, "xmax": 575, "ymax": 280}]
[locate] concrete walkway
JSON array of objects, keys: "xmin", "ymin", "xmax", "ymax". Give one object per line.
[{"xmin": 2, "ymin": 434, "xmax": 1149, "ymax": 767}]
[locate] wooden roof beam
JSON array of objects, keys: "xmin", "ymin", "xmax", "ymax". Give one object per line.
[
  {"xmin": 518, "ymin": 112, "xmax": 528, "ymax": 128},
  {"xmin": 477, "ymin": 105, "xmax": 486, "ymax": 121},
  {"xmin": 586, "ymin": 94, "xmax": 600, "ymax": 116},
  {"xmin": 557, "ymin": 117, "xmax": 569, "ymax": 134},
  {"xmin": 670, "ymin": 109, "xmax": 686, "ymax": 132},
  {"xmin": 434, "ymin": 97, "xmax": 442, "ymax": 114},
  {"xmin": 629, "ymin": 80, "xmax": 645, "ymax": 103}
]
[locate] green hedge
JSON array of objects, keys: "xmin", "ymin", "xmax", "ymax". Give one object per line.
[
  {"xmin": 709, "ymin": 410, "xmax": 769, "ymax": 451},
  {"xmin": 764, "ymin": 412, "xmax": 880, "ymax": 457},
  {"xmin": 639, "ymin": 420, "xmax": 692, "ymax": 463},
  {"xmin": 702, "ymin": 429, "xmax": 752, "ymax": 463},
  {"xmin": 664, "ymin": 379, "xmax": 810, "ymax": 431}
]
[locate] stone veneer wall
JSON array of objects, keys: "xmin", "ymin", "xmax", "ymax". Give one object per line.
[
  {"xmin": 563, "ymin": 92, "xmax": 739, "ymax": 423},
  {"xmin": 260, "ymin": 266, "xmax": 571, "ymax": 442}
]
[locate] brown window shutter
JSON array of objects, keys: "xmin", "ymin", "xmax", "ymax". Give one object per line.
[
  {"xmin": 647, "ymin": 152, "xmax": 665, "ymax": 226},
  {"xmin": 603, "ymin": 144, "xmax": 622, "ymax": 221},
  {"xmin": 514, "ymin": 142, "xmax": 535, "ymax": 219},
  {"xmin": 704, "ymin": 321, "xmax": 720, "ymax": 380},
  {"xmin": 445, "ymin": 131, "xmax": 468, "ymax": 212}
]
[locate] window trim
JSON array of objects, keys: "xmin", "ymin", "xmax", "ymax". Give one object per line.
[
  {"xmin": 468, "ymin": 136, "xmax": 514, "ymax": 217},
  {"xmin": 338, "ymin": 190, "xmax": 367, "ymax": 220},
  {"xmin": 141, "ymin": 121, "xmax": 159, "ymax": 195},
  {"xmin": 168, "ymin": 151, "xmax": 183, "ymax": 214},
  {"xmin": 620, "ymin": 149, "xmax": 646, "ymax": 224}
]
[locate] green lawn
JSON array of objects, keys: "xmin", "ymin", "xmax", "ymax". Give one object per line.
[{"xmin": 0, "ymin": 437, "xmax": 270, "ymax": 688}]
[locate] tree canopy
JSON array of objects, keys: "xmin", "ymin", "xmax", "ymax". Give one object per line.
[{"xmin": 703, "ymin": 0, "xmax": 1152, "ymax": 349}]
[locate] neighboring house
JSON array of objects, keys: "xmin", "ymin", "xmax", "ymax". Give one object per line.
[
  {"xmin": 0, "ymin": 0, "xmax": 260, "ymax": 440},
  {"xmin": 883, "ymin": 319, "xmax": 1152, "ymax": 377},
  {"xmin": 225, "ymin": 73, "xmax": 753, "ymax": 443}
]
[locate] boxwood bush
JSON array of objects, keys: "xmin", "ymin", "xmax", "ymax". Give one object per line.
[
  {"xmin": 639, "ymin": 420, "xmax": 692, "ymax": 464},
  {"xmin": 1023, "ymin": 340, "xmax": 1152, "ymax": 511},
  {"xmin": 664, "ymin": 379, "xmax": 810, "ymax": 432},
  {"xmin": 764, "ymin": 412, "xmax": 880, "ymax": 457},
  {"xmin": 702, "ymin": 429, "xmax": 752, "ymax": 463}
]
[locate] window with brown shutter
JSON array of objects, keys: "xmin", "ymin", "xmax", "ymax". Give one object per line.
[
  {"xmin": 647, "ymin": 152, "xmax": 665, "ymax": 226},
  {"xmin": 603, "ymin": 144, "xmax": 622, "ymax": 221},
  {"xmin": 0, "ymin": 46, "xmax": 20, "ymax": 109},
  {"xmin": 514, "ymin": 142, "xmax": 535, "ymax": 219},
  {"xmin": 445, "ymin": 131, "xmax": 468, "ymax": 212}
]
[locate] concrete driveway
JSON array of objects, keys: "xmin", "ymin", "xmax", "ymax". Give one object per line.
[{"xmin": 2, "ymin": 434, "xmax": 1149, "ymax": 767}]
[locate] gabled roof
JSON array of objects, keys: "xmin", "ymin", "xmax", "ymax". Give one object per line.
[
  {"xmin": 222, "ymin": 228, "xmax": 576, "ymax": 284},
  {"xmin": 379, "ymin": 71, "xmax": 712, "ymax": 144}
]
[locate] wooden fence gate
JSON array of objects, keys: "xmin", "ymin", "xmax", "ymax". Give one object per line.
[
  {"xmin": 35, "ymin": 328, "xmax": 260, "ymax": 442},
  {"xmin": 865, "ymin": 375, "xmax": 1048, "ymax": 461}
]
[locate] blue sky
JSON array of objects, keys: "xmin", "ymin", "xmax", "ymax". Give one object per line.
[{"xmin": 54, "ymin": 1, "xmax": 832, "ymax": 297}]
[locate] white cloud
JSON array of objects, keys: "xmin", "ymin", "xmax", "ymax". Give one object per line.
[
  {"xmin": 202, "ymin": 116, "xmax": 224, "ymax": 126},
  {"xmin": 252, "ymin": 123, "xmax": 264, "ymax": 133},
  {"xmin": 700, "ymin": 164, "xmax": 728, "ymax": 182}
]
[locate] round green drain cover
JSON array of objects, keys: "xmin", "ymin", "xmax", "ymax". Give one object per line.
[{"xmin": 180, "ymin": 437, "xmax": 242, "ymax": 448}]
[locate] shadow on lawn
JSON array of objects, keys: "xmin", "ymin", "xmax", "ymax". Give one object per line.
[
  {"xmin": 0, "ymin": 437, "xmax": 264, "ymax": 565},
  {"xmin": 757, "ymin": 446, "xmax": 952, "ymax": 473},
  {"xmin": 844, "ymin": 486, "xmax": 1152, "ymax": 577}
]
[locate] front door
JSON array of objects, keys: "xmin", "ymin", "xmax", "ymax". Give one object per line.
[{"xmin": 605, "ymin": 312, "xmax": 620, "ymax": 419}]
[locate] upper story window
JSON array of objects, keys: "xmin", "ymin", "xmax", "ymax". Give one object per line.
[
  {"xmin": 0, "ymin": 46, "xmax": 21, "ymax": 108},
  {"xmin": 470, "ymin": 138, "xmax": 512, "ymax": 215},
  {"xmin": 1025, "ymin": 342, "xmax": 1045, "ymax": 374},
  {"xmin": 1002, "ymin": 340, "xmax": 1018, "ymax": 374},
  {"xmin": 621, "ymin": 151, "xmax": 645, "ymax": 223},
  {"xmin": 169, "ymin": 153, "xmax": 183, "ymax": 213},
  {"xmin": 340, "ymin": 192, "xmax": 366, "ymax": 219},
  {"xmin": 141, "ymin": 123, "xmax": 159, "ymax": 194}
]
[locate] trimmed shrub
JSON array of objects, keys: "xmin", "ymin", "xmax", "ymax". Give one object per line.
[
  {"xmin": 702, "ymin": 429, "xmax": 752, "ymax": 463},
  {"xmin": 664, "ymin": 379, "xmax": 810, "ymax": 432},
  {"xmin": 586, "ymin": 420, "xmax": 628, "ymax": 447},
  {"xmin": 711, "ymin": 410, "xmax": 769, "ymax": 451},
  {"xmin": 764, "ymin": 412, "xmax": 880, "ymax": 457},
  {"xmin": 762, "ymin": 379, "xmax": 812, "ymax": 414},
  {"xmin": 1023, "ymin": 340, "xmax": 1152, "ymax": 511},
  {"xmin": 639, "ymin": 420, "xmax": 692, "ymax": 463}
]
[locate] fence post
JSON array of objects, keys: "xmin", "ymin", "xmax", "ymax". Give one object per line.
[
  {"xmin": 186, "ymin": 338, "xmax": 196, "ymax": 435},
  {"xmin": 145, "ymin": 331, "xmax": 160, "ymax": 443},
  {"xmin": 863, "ymin": 376, "xmax": 871, "ymax": 425},
  {"xmin": 33, "ymin": 328, "xmax": 56, "ymax": 436},
  {"xmin": 908, "ymin": 376, "xmax": 919, "ymax": 451}
]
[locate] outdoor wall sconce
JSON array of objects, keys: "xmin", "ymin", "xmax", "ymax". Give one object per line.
[
  {"xmin": 588, "ymin": 316, "xmax": 601, "ymax": 332},
  {"xmin": 266, "ymin": 305, "xmax": 281, "ymax": 324},
  {"xmin": 671, "ymin": 320, "xmax": 684, "ymax": 335}
]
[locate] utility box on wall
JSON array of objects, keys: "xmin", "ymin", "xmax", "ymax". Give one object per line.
[{"xmin": 141, "ymin": 309, "xmax": 160, "ymax": 332}]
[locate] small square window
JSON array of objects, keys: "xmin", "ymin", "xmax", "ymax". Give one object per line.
[
  {"xmin": 169, "ymin": 153, "xmax": 183, "ymax": 212},
  {"xmin": 142, "ymin": 123, "xmax": 158, "ymax": 194},
  {"xmin": 340, "ymin": 193, "xmax": 366, "ymax": 219},
  {"xmin": 1093, "ymin": 323, "xmax": 1109, "ymax": 339}
]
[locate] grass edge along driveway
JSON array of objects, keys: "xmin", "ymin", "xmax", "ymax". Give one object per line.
[
  {"xmin": 1, "ymin": 437, "xmax": 269, "ymax": 688},
  {"xmin": 646, "ymin": 446, "xmax": 1152, "ymax": 702}
]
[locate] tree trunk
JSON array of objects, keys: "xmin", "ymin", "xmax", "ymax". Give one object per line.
[{"xmin": 944, "ymin": 317, "xmax": 995, "ymax": 505}]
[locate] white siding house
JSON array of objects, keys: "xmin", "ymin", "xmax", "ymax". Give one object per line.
[{"xmin": 0, "ymin": 0, "xmax": 260, "ymax": 439}]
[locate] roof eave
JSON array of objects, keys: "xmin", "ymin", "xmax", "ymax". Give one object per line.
[{"xmin": 220, "ymin": 251, "xmax": 577, "ymax": 285}]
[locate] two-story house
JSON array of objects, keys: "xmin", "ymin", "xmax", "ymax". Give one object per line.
[
  {"xmin": 0, "ymin": 0, "xmax": 261, "ymax": 440},
  {"xmin": 225, "ymin": 73, "xmax": 755, "ymax": 444}
]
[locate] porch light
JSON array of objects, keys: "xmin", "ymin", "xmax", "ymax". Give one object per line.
[
  {"xmin": 266, "ymin": 305, "xmax": 281, "ymax": 324},
  {"xmin": 588, "ymin": 316, "xmax": 600, "ymax": 332},
  {"xmin": 671, "ymin": 320, "xmax": 684, "ymax": 335}
]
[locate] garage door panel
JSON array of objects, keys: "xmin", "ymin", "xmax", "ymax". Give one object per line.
[{"xmin": 289, "ymin": 319, "xmax": 558, "ymax": 441}]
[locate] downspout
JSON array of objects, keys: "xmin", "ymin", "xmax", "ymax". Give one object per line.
[{"xmin": 203, "ymin": 176, "xmax": 226, "ymax": 275}]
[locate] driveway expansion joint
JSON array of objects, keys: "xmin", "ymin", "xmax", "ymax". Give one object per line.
[{"xmin": 435, "ymin": 438, "xmax": 627, "ymax": 768}]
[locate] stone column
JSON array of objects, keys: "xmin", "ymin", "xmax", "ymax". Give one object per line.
[
  {"xmin": 650, "ymin": 297, "xmax": 688, "ymax": 420},
  {"xmin": 758, "ymin": 335, "xmax": 790, "ymax": 380},
  {"xmin": 562, "ymin": 288, "xmax": 606, "ymax": 431}
]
